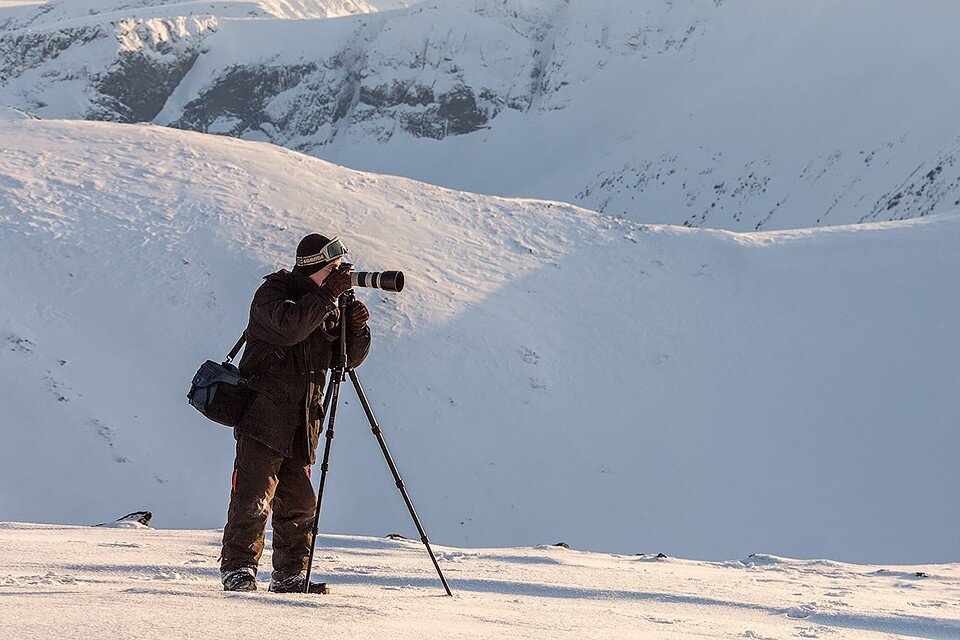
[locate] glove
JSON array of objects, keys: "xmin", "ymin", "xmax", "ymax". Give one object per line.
[
  {"xmin": 318, "ymin": 265, "xmax": 352, "ymax": 301},
  {"xmin": 345, "ymin": 299, "xmax": 369, "ymax": 333}
]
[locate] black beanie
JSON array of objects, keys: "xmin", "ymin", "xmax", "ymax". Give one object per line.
[{"xmin": 293, "ymin": 233, "xmax": 333, "ymax": 277}]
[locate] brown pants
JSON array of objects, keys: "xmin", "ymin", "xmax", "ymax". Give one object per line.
[{"xmin": 221, "ymin": 435, "xmax": 316, "ymax": 578}]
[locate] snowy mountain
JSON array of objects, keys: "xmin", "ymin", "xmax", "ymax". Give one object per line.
[
  {"xmin": 1, "ymin": 0, "xmax": 400, "ymax": 26},
  {"xmin": 4, "ymin": 523, "xmax": 960, "ymax": 639},
  {"xmin": 1, "ymin": 116, "xmax": 957, "ymax": 564},
  {"xmin": 2, "ymin": 1, "xmax": 960, "ymax": 230}
]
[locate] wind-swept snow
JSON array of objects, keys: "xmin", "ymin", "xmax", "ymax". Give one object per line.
[
  {"xmin": 1, "ymin": 523, "xmax": 959, "ymax": 640},
  {"xmin": 0, "ymin": 118, "xmax": 958, "ymax": 565}
]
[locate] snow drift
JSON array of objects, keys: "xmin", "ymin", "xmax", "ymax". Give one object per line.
[{"xmin": 0, "ymin": 117, "xmax": 957, "ymax": 564}]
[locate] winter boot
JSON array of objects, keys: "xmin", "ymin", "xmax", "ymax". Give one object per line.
[
  {"xmin": 268, "ymin": 572, "xmax": 330, "ymax": 594},
  {"xmin": 222, "ymin": 567, "xmax": 257, "ymax": 592}
]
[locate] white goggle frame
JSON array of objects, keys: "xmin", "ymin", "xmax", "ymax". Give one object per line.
[{"xmin": 296, "ymin": 236, "xmax": 347, "ymax": 267}]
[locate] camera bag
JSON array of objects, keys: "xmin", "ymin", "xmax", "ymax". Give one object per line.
[{"xmin": 187, "ymin": 333, "xmax": 256, "ymax": 427}]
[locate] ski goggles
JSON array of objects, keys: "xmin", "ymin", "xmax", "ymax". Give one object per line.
[{"xmin": 295, "ymin": 236, "xmax": 348, "ymax": 268}]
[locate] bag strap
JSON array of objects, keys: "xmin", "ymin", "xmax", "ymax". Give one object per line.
[
  {"xmin": 225, "ymin": 332, "xmax": 246, "ymax": 364},
  {"xmin": 227, "ymin": 331, "xmax": 288, "ymax": 371}
]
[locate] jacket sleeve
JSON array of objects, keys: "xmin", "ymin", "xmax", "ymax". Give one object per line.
[
  {"xmin": 340, "ymin": 325, "xmax": 371, "ymax": 368},
  {"xmin": 249, "ymin": 287, "xmax": 337, "ymax": 347}
]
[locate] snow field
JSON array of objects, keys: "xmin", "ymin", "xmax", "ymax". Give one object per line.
[{"xmin": 1, "ymin": 523, "xmax": 959, "ymax": 640}]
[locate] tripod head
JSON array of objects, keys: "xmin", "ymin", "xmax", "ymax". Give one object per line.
[{"xmin": 331, "ymin": 290, "xmax": 354, "ymax": 374}]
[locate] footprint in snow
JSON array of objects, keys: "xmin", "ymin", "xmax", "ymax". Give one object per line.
[
  {"xmin": 152, "ymin": 571, "xmax": 184, "ymax": 581},
  {"xmin": 518, "ymin": 346, "xmax": 539, "ymax": 365},
  {"xmin": 908, "ymin": 599, "xmax": 948, "ymax": 608},
  {"xmin": 3, "ymin": 571, "xmax": 77, "ymax": 586},
  {"xmin": 786, "ymin": 604, "xmax": 816, "ymax": 619},
  {"xmin": 644, "ymin": 616, "xmax": 680, "ymax": 624}
]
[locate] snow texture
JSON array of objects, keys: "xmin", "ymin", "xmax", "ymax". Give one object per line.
[
  {"xmin": 1, "ymin": 523, "xmax": 959, "ymax": 639},
  {"xmin": 3, "ymin": 1, "xmax": 960, "ymax": 229},
  {"xmin": 0, "ymin": 117, "xmax": 957, "ymax": 565}
]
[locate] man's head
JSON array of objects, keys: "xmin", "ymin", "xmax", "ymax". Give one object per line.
[{"xmin": 294, "ymin": 234, "xmax": 348, "ymax": 285}]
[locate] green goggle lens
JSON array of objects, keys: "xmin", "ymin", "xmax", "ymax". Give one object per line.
[{"xmin": 325, "ymin": 239, "xmax": 347, "ymax": 260}]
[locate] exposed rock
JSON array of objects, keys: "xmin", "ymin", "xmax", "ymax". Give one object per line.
[
  {"xmin": 94, "ymin": 510, "xmax": 153, "ymax": 527},
  {"xmin": 94, "ymin": 49, "xmax": 200, "ymax": 122},
  {"xmin": 176, "ymin": 63, "xmax": 320, "ymax": 137},
  {"xmin": 0, "ymin": 25, "xmax": 108, "ymax": 85}
]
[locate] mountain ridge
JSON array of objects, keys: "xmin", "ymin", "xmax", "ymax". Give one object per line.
[{"xmin": 5, "ymin": 1, "xmax": 958, "ymax": 229}]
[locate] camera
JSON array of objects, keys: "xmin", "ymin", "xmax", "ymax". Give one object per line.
[{"xmin": 343, "ymin": 263, "xmax": 404, "ymax": 292}]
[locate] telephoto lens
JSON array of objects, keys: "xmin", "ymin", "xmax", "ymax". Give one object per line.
[{"xmin": 350, "ymin": 269, "xmax": 404, "ymax": 292}]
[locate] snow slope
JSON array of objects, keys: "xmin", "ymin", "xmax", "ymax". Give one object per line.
[
  {"xmin": 3, "ymin": 0, "xmax": 960, "ymax": 229},
  {"xmin": 0, "ymin": 117, "xmax": 958, "ymax": 564},
  {"xmin": 2, "ymin": 523, "xmax": 959, "ymax": 640}
]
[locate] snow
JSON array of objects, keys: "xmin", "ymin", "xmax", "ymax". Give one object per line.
[
  {"xmin": 0, "ymin": 103, "xmax": 30, "ymax": 118},
  {"xmin": 1, "ymin": 117, "xmax": 957, "ymax": 566},
  {"xmin": 1, "ymin": 0, "xmax": 387, "ymax": 27},
  {"xmin": 4, "ymin": 1, "xmax": 960, "ymax": 229},
  {"xmin": 1, "ymin": 522, "xmax": 958, "ymax": 639},
  {"xmin": 315, "ymin": 0, "xmax": 960, "ymax": 229}
]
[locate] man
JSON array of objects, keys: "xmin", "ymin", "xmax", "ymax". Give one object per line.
[{"xmin": 220, "ymin": 234, "xmax": 371, "ymax": 593}]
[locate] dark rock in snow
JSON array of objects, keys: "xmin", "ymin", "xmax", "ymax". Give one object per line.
[{"xmin": 94, "ymin": 511, "xmax": 153, "ymax": 527}]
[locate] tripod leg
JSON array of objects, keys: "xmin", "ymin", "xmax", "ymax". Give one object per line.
[
  {"xmin": 348, "ymin": 369, "xmax": 453, "ymax": 596},
  {"xmin": 303, "ymin": 369, "xmax": 343, "ymax": 593}
]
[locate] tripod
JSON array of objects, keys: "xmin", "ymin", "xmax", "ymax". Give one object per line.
[{"xmin": 303, "ymin": 290, "xmax": 452, "ymax": 596}]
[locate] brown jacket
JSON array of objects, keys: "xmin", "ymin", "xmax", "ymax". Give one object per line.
[{"xmin": 236, "ymin": 269, "xmax": 370, "ymax": 462}]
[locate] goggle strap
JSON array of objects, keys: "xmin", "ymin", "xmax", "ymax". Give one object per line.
[{"xmin": 296, "ymin": 237, "xmax": 346, "ymax": 267}]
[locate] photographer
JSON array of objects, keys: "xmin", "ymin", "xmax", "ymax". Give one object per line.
[{"xmin": 220, "ymin": 234, "xmax": 370, "ymax": 593}]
